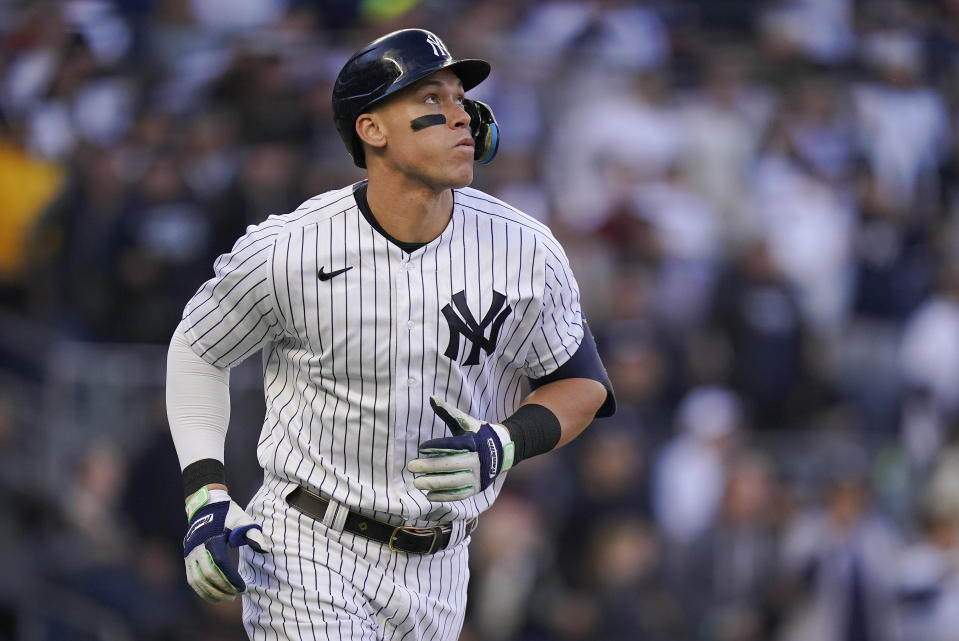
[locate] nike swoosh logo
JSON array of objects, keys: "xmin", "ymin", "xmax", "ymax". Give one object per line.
[{"xmin": 318, "ymin": 265, "xmax": 353, "ymax": 281}]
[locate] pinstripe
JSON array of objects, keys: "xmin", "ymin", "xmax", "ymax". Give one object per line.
[
  {"xmin": 338, "ymin": 213, "xmax": 355, "ymax": 507},
  {"xmin": 370, "ymin": 223, "xmax": 387, "ymax": 513},
  {"xmin": 400, "ymin": 261, "xmax": 414, "ymax": 484},
  {"xmin": 318, "ymin": 216, "xmax": 339, "ymax": 499},
  {"xmin": 416, "ymin": 261, "xmax": 427, "ymax": 453},
  {"xmin": 297, "ymin": 513, "xmax": 319, "ymax": 641},
  {"xmin": 421, "ymin": 555, "xmax": 440, "ymax": 641},
  {"xmin": 407, "ymin": 554, "xmax": 426, "ymax": 641},
  {"xmin": 451, "ymin": 213, "xmax": 470, "ymax": 417},
  {"xmin": 429, "ymin": 555, "xmax": 449, "ymax": 641},
  {"xmin": 469, "ymin": 213, "xmax": 496, "ymax": 417},
  {"xmin": 398, "ymin": 554, "xmax": 418, "ymax": 636},
  {"xmin": 283, "ymin": 231, "xmax": 313, "ymax": 494},
  {"xmin": 358, "ymin": 536, "xmax": 376, "ymax": 611},
  {"xmin": 257, "ymin": 345, "xmax": 283, "ymax": 449},
  {"xmin": 352, "ymin": 213, "xmax": 366, "ymax": 507},
  {"xmin": 279, "ymin": 486, "xmax": 295, "ymax": 641},
  {"xmin": 385, "ymin": 240, "xmax": 398, "ymax": 517},
  {"xmin": 273, "ymin": 348, "xmax": 293, "ymax": 478},
  {"xmin": 264, "ymin": 483, "xmax": 280, "ymax": 640},
  {"xmin": 495, "ymin": 218, "xmax": 509, "ymax": 421},
  {"xmin": 304, "ymin": 224, "xmax": 323, "ymax": 487},
  {"xmin": 310, "ymin": 517, "xmax": 323, "ymax": 638},
  {"xmin": 415, "ymin": 556, "xmax": 438, "ymax": 641},
  {"xmin": 270, "ymin": 235, "xmax": 288, "ymax": 329},
  {"xmin": 341, "ymin": 529, "xmax": 363, "ymax": 617}
]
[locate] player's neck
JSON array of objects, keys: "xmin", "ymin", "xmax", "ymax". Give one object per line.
[{"xmin": 365, "ymin": 175, "xmax": 453, "ymax": 244}]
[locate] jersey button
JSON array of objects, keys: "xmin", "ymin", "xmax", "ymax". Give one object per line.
[
  {"xmin": 408, "ymin": 377, "xmax": 418, "ymax": 387},
  {"xmin": 406, "ymin": 320, "xmax": 415, "ymax": 330}
]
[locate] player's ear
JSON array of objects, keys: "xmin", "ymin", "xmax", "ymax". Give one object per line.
[{"xmin": 355, "ymin": 113, "xmax": 387, "ymax": 152}]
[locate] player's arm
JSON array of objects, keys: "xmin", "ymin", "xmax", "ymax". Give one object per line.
[
  {"xmin": 167, "ymin": 323, "xmax": 231, "ymax": 495},
  {"xmin": 494, "ymin": 318, "xmax": 613, "ymax": 461},
  {"xmin": 515, "ymin": 377, "xmax": 606, "ymax": 447},
  {"xmin": 408, "ymin": 323, "xmax": 614, "ymax": 501},
  {"xmin": 167, "ymin": 323, "xmax": 270, "ymax": 603},
  {"xmin": 520, "ymin": 318, "xmax": 615, "ymax": 447}
]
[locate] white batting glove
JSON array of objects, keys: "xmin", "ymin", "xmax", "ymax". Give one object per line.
[
  {"xmin": 182, "ymin": 487, "xmax": 270, "ymax": 603},
  {"xmin": 407, "ymin": 396, "xmax": 515, "ymax": 502}
]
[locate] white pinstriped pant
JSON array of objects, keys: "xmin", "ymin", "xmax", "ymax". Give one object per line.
[{"xmin": 238, "ymin": 480, "xmax": 471, "ymax": 641}]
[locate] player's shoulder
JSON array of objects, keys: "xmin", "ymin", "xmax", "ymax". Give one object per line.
[
  {"xmin": 278, "ymin": 183, "xmax": 360, "ymax": 228},
  {"xmin": 239, "ymin": 183, "xmax": 360, "ymax": 243},
  {"xmin": 287, "ymin": 182, "xmax": 361, "ymax": 224},
  {"xmin": 454, "ymin": 186, "xmax": 557, "ymax": 241}
]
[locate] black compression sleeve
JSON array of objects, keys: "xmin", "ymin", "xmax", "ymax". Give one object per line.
[
  {"xmin": 182, "ymin": 458, "xmax": 226, "ymax": 498},
  {"xmin": 501, "ymin": 404, "xmax": 562, "ymax": 465}
]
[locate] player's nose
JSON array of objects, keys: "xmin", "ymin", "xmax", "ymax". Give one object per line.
[{"xmin": 449, "ymin": 103, "xmax": 470, "ymax": 129}]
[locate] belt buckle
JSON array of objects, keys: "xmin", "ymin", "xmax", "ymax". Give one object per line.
[{"xmin": 389, "ymin": 525, "xmax": 439, "ymax": 554}]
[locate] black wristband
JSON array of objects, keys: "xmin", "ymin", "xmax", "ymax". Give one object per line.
[
  {"xmin": 182, "ymin": 458, "xmax": 226, "ymax": 498},
  {"xmin": 501, "ymin": 404, "xmax": 562, "ymax": 465}
]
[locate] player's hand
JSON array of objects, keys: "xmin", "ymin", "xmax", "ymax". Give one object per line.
[
  {"xmin": 407, "ymin": 396, "xmax": 515, "ymax": 502},
  {"xmin": 182, "ymin": 487, "xmax": 270, "ymax": 603}
]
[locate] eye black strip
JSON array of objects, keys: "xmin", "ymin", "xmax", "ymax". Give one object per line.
[{"xmin": 410, "ymin": 114, "xmax": 447, "ymax": 131}]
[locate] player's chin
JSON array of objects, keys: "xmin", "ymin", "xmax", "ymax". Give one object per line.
[
  {"xmin": 449, "ymin": 171, "xmax": 473, "ymax": 189},
  {"xmin": 437, "ymin": 169, "xmax": 472, "ymax": 189},
  {"xmin": 445, "ymin": 156, "xmax": 474, "ymax": 188}
]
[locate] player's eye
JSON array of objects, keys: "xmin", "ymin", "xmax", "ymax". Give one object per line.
[
  {"xmin": 424, "ymin": 94, "xmax": 439, "ymax": 104},
  {"xmin": 454, "ymin": 95, "xmax": 465, "ymax": 105}
]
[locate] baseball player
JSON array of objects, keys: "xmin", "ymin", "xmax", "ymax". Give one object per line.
[{"xmin": 166, "ymin": 28, "xmax": 615, "ymax": 640}]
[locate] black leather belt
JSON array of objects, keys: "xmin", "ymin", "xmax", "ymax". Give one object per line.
[{"xmin": 286, "ymin": 486, "xmax": 476, "ymax": 555}]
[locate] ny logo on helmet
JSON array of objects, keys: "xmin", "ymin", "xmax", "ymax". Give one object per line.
[
  {"xmin": 442, "ymin": 290, "xmax": 512, "ymax": 366},
  {"xmin": 425, "ymin": 33, "xmax": 449, "ymax": 58}
]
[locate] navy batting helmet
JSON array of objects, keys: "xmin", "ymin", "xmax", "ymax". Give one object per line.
[{"xmin": 332, "ymin": 29, "xmax": 491, "ymax": 168}]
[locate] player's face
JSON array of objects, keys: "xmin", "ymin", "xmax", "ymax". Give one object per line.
[{"xmin": 373, "ymin": 69, "xmax": 475, "ymax": 189}]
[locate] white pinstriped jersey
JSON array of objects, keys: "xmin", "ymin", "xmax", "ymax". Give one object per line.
[{"xmin": 181, "ymin": 181, "xmax": 584, "ymax": 526}]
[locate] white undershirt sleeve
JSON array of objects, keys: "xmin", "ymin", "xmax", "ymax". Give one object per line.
[{"xmin": 166, "ymin": 321, "xmax": 231, "ymax": 470}]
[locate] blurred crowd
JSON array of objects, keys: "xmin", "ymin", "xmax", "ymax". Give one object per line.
[{"xmin": 3, "ymin": 0, "xmax": 959, "ymax": 639}]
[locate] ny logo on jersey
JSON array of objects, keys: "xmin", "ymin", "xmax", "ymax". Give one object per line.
[
  {"xmin": 442, "ymin": 290, "xmax": 512, "ymax": 366},
  {"xmin": 425, "ymin": 33, "xmax": 449, "ymax": 58}
]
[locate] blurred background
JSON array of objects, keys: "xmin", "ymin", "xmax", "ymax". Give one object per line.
[{"xmin": 2, "ymin": 0, "xmax": 959, "ymax": 639}]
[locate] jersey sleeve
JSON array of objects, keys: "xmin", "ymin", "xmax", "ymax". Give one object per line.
[
  {"xmin": 180, "ymin": 225, "xmax": 285, "ymax": 368},
  {"xmin": 524, "ymin": 238, "xmax": 585, "ymax": 379}
]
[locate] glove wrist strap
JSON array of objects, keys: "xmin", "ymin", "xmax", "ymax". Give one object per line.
[
  {"xmin": 501, "ymin": 404, "xmax": 561, "ymax": 465},
  {"xmin": 490, "ymin": 424, "xmax": 516, "ymax": 471}
]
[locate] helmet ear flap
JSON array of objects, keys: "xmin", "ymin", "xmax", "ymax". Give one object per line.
[{"xmin": 464, "ymin": 99, "xmax": 499, "ymax": 164}]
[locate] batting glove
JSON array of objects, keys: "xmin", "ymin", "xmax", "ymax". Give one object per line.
[
  {"xmin": 182, "ymin": 487, "xmax": 269, "ymax": 603},
  {"xmin": 407, "ymin": 396, "xmax": 515, "ymax": 502}
]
